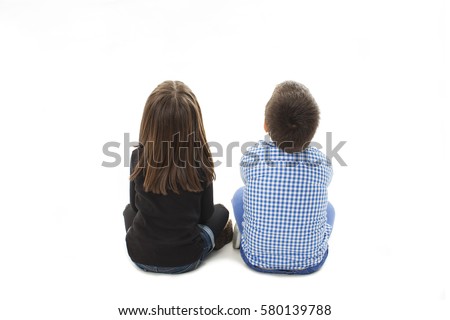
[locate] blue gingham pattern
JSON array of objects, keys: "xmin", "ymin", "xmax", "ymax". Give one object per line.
[{"xmin": 240, "ymin": 140, "xmax": 333, "ymax": 270}]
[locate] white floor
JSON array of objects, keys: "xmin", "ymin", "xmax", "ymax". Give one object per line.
[{"xmin": 1, "ymin": 1, "xmax": 449, "ymax": 319}]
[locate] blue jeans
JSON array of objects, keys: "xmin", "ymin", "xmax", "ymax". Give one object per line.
[
  {"xmin": 134, "ymin": 225, "xmax": 214, "ymax": 274},
  {"xmin": 231, "ymin": 187, "xmax": 335, "ymax": 274}
]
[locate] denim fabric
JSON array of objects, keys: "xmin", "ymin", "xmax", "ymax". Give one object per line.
[{"xmin": 134, "ymin": 225, "xmax": 214, "ymax": 274}]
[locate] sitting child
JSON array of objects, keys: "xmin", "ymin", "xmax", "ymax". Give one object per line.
[
  {"xmin": 124, "ymin": 80, "xmax": 233, "ymax": 274},
  {"xmin": 232, "ymin": 80, "xmax": 335, "ymax": 274}
]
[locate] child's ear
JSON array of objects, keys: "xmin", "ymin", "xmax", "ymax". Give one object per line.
[{"xmin": 264, "ymin": 121, "xmax": 269, "ymax": 132}]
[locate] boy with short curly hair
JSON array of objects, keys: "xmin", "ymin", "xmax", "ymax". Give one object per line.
[{"xmin": 232, "ymin": 80, "xmax": 335, "ymax": 274}]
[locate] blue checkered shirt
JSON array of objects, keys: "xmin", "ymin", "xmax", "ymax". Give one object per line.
[{"xmin": 240, "ymin": 140, "xmax": 333, "ymax": 270}]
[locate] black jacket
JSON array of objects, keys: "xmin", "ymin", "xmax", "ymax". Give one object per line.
[{"xmin": 125, "ymin": 148, "xmax": 214, "ymax": 267}]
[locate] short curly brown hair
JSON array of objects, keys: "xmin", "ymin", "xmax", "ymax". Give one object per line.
[{"xmin": 264, "ymin": 81, "xmax": 320, "ymax": 153}]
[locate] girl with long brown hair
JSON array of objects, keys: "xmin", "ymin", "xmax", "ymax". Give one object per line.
[{"xmin": 123, "ymin": 80, "xmax": 232, "ymax": 274}]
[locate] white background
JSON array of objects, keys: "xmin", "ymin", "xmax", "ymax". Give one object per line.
[{"xmin": 1, "ymin": 0, "xmax": 449, "ymax": 319}]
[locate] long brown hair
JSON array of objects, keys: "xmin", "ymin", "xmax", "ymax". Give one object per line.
[{"xmin": 130, "ymin": 81, "xmax": 215, "ymax": 195}]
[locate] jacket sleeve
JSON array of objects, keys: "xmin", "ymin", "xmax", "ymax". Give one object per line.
[
  {"xmin": 199, "ymin": 182, "xmax": 214, "ymax": 224},
  {"xmin": 130, "ymin": 149, "xmax": 138, "ymax": 212}
]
